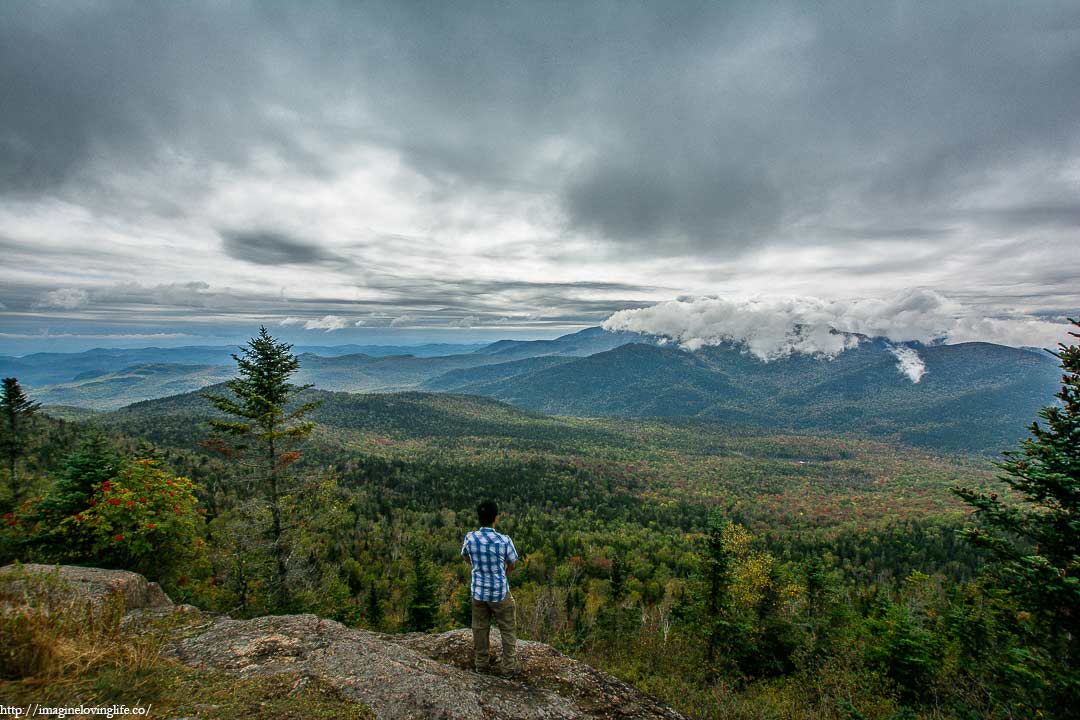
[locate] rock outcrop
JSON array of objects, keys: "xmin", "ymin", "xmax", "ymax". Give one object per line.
[
  {"xmin": 1, "ymin": 564, "xmax": 686, "ymax": 720},
  {"xmin": 0, "ymin": 562, "xmax": 173, "ymax": 612}
]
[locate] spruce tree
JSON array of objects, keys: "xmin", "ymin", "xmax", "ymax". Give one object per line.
[
  {"xmin": 203, "ymin": 327, "xmax": 320, "ymax": 610},
  {"xmin": 954, "ymin": 318, "xmax": 1080, "ymax": 712},
  {"xmin": 698, "ymin": 511, "xmax": 733, "ymax": 671},
  {"xmin": 610, "ymin": 553, "xmax": 626, "ymax": 601},
  {"xmin": 0, "ymin": 377, "xmax": 40, "ymax": 505},
  {"xmin": 18, "ymin": 435, "xmax": 119, "ymax": 561},
  {"xmin": 43, "ymin": 434, "xmax": 120, "ymax": 515},
  {"xmin": 404, "ymin": 550, "xmax": 440, "ymax": 631},
  {"xmin": 366, "ymin": 580, "xmax": 386, "ymax": 629}
]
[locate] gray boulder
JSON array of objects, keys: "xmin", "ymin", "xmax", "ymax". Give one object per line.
[
  {"xmin": 0, "ymin": 562, "xmax": 171, "ymax": 612},
  {"xmin": 1, "ymin": 564, "xmax": 686, "ymax": 720}
]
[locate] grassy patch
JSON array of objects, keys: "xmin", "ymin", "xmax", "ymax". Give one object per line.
[
  {"xmin": 0, "ymin": 567, "xmax": 372, "ymax": 719},
  {"xmin": 2, "ymin": 665, "xmax": 373, "ymax": 720}
]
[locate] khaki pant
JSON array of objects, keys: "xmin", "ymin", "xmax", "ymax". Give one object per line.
[{"xmin": 471, "ymin": 593, "xmax": 517, "ymax": 671}]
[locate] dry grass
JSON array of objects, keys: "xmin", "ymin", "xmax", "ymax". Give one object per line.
[{"xmin": 0, "ymin": 568, "xmax": 160, "ymax": 684}]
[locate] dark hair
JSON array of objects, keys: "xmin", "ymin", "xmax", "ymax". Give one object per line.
[{"xmin": 477, "ymin": 499, "xmax": 499, "ymax": 526}]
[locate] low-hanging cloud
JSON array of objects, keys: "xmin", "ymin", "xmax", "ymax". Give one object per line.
[
  {"xmin": 602, "ymin": 289, "xmax": 1071, "ymax": 360},
  {"xmin": 887, "ymin": 344, "xmax": 927, "ymax": 383}
]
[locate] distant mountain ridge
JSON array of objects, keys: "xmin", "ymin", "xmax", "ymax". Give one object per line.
[
  {"xmin": 0, "ymin": 341, "xmax": 488, "ymax": 387},
  {"xmin": 12, "ymin": 328, "xmax": 647, "ymax": 408},
  {"xmin": 428, "ymin": 338, "xmax": 1059, "ymax": 453},
  {"xmin": 10, "ymin": 327, "xmax": 1063, "ymax": 454},
  {"xmin": 29, "ymin": 363, "xmax": 235, "ymax": 410}
]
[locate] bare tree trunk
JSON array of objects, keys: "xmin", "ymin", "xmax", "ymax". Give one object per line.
[
  {"xmin": 6, "ymin": 410, "xmax": 19, "ymax": 505},
  {"xmin": 7, "ymin": 451, "xmax": 17, "ymax": 505},
  {"xmin": 268, "ymin": 433, "xmax": 288, "ymax": 610}
]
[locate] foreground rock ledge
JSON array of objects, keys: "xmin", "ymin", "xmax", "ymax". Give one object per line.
[{"xmin": 1, "ymin": 564, "xmax": 686, "ymax": 720}]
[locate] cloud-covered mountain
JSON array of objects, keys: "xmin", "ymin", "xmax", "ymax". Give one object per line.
[
  {"xmin": 423, "ymin": 338, "xmax": 1061, "ymax": 454},
  {"xmin": 603, "ymin": 290, "xmax": 1069, "ymax": 358}
]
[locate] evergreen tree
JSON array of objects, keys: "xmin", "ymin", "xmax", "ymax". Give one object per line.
[
  {"xmin": 954, "ymin": 318, "xmax": 1080, "ymax": 714},
  {"xmin": 46, "ymin": 434, "xmax": 120, "ymax": 515},
  {"xmin": 203, "ymin": 327, "xmax": 320, "ymax": 609},
  {"xmin": 19, "ymin": 434, "xmax": 120, "ymax": 560},
  {"xmin": 456, "ymin": 582, "xmax": 473, "ymax": 630},
  {"xmin": 697, "ymin": 511, "xmax": 734, "ymax": 673},
  {"xmin": 0, "ymin": 377, "xmax": 40, "ymax": 505},
  {"xmin": 610, "ymin": 553, "xmax": 626, "ymax": 601},
  {"xmin": 404, "ymin": 550, "xmax": 440, "ymax": 631},
  {"xmin": 366, "ymin": 579, "xmax": 386, "ymax": 630}
]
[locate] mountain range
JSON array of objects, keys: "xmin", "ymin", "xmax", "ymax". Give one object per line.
[
  {"xmin": 2, "ymin": 328, "xmax": 639, "ymax": 409},
  {"xmin": 4, "ymin": 327, "xmax": 1062, "ymax": 454}
]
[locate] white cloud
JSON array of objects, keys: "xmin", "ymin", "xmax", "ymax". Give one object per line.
[
  {"xmin": 602, "ymin": 289, "xmax": 1072, "ymax": 360},
  {"xmin": 279, "ymin": 314, "xmax": 349, "ymax": 331},
  {"xmin": 942, "ymin": 316, "xmax": 1075, "ymax": 349},
  {"xmin": 452, "ymin": 315, "xmax": 478, "ymax": 328},
  {"xmin": 389, "ymin": 313, "xmax": 416, "ymax": 327},
  {"xmin": 887, "ymin": 344, "xmax": 927, "ymax": 383},
  {"xmin": 303, "ymin": 315, "xmax": 349, "ymax": 331},
  {"xmin": 37, "ymin": 287, "xmax": 90, "ymax": 309}
]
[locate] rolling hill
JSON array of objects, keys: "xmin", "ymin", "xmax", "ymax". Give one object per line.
[
  {"xmin": 87, "ymin": 387, "xmax": 997, "ymax": 530},
  {"xmin": 25, "ymin": 363, "xmax": 235, "ymax": 410}
]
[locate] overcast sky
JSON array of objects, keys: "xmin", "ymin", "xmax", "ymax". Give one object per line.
[{"xmin": 1, "ymin": 1, "xmax": 1078, "ymax": 353}]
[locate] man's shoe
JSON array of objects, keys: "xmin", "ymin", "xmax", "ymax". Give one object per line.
[
  {"xmin": 498, "ymin": 664, "xmax": 521, "ymax": 679},
  {"xmin": 476, "ymin": 658, "xmax": 500, "ymax": 674}
]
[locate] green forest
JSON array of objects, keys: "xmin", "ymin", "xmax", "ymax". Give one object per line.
[{"xmin": 1, "ymin": 326, "xmax": 1077, "ymax": 720}]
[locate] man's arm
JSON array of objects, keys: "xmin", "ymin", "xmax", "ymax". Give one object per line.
[{"xmin": 505, "ymin": 537, "xmax": 519, "ymax": 576}]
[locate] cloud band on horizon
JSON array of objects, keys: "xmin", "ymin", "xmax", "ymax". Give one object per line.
[{"xmin": 601, "ymin": 289, "xmax": 1072, "ymax": 359}]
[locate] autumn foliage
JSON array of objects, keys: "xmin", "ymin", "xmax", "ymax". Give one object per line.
[{"xmin": 6, "ymin": 457, "xmax": 206, "ymax": 593}]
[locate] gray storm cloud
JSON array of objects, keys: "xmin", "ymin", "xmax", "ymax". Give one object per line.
[
  {"xmin": 221, "ymin": 231, "xmax": 339, "ymax": 266},
  {"xmin": 1, "ymin": 2, "xmax": 1079, "ymax": 347},
  {"xmin": 3, "ymin": 2, "xmax": 1080, "ymax": 252},
  {"xmin": 602, "ymin": 290, "xmax": 1071, "ymax": 360}
]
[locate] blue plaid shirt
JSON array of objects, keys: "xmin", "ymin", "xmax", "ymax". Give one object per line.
[{"xmin": 461, "ymin": 527, "xmax": 518, "ymax": 602}]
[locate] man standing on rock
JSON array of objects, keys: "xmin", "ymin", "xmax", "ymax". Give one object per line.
[{"xmin": 461, "ymin": 499, "xmax": 519, "ymax": 677}]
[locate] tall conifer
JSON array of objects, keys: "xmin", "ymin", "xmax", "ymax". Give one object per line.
[
  {"xmin": 0, "ymin": 377, "xmax": 40, "ymax": 505},
  {"xmin": 204, "ymin": 327, "xmax": 320, "ymax": 609},
  {"xmin": 955, "ymin": 318, "xmax": 1080, "ymax": 712}
]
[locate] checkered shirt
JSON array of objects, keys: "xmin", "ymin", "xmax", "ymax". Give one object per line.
[{"xmin": 461, "ymin": 527, "xmax": 518, "ymax": 602}]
